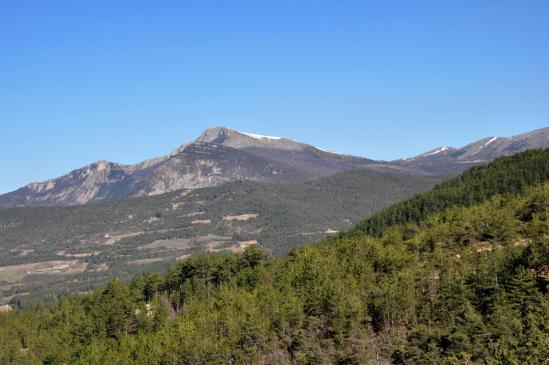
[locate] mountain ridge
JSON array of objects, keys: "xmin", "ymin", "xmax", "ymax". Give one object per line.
[
  {"xmin": 0, "ymin": 126, "xmax": 547, "ymax": 208},
  {"xmin": 395, "ymin": 126, "xmax": 549, "ymax": 174},
  {"xmin": 0, "ymin": 127, "xmax": 377, "ymax": 207}
]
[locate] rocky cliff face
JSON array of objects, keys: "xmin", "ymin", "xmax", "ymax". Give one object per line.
[
  {"xmin": 0, "ymin": 161, "xmax": 139, "ymax": 207},
  {"xmin": 135, "ymin": 142, "xmax": 313, "ymax": 196},
  {"xmin": 1, "ymin": 126, "xmax": 546, "ymax": 207},
  {"xmin": 0, "ymin": 127, "xmax": 375, "ymax": 207}
]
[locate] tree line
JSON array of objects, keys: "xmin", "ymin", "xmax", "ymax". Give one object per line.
[{"xmin": 0, "ymin": 150, "xmax": 547, "ymax": 364}]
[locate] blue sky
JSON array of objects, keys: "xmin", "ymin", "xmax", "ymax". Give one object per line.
[{"xmin": 1, "ymin": 0, "xmax": 548, "ymax": 194}]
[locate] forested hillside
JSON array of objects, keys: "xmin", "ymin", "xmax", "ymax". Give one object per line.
[
  {"xmin": 0, "ymin": 157, "xmax": 547, "ymax": 363},
  {"xmin": 352, "ymin": 148, "xmax": 549, "ymax": 237},
  {"xmin": 0, "ymin": 169, "xmax": 438, "ymax": 307}
]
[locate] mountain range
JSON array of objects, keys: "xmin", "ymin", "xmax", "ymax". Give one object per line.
[
  {"xmin": 394, "ymin": 126, "xmax": 549, "ymax": 174},
  {"xmin": 0, "ymin": 126, "xmax": 547, "ymax": 208},
  {"xmin": 0, "ymin": 127, "xmax": 377, "ymax": 208},
  {"xmin": 0, "ymin": 125, "xmax": 547, "ymax": 306}
]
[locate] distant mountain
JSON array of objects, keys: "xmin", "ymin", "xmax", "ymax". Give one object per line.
[
  {"xmin": 0, "ymin": 127, "xmax": 382, "ymax": 208},
  {"xmin": 1, "ymin": 126, "xmax": 547, "ymax": 208},
  {"xmin": 395, "ymin": 127, "xmax": 549, "ymax": 175}
]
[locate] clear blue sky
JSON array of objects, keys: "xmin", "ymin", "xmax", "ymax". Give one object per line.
[{"xmin": 1, "ymin": 0, "xmax": 548, "ymax": 194}]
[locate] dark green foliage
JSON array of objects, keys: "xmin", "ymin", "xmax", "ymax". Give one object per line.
[
  {"xmin": 352, "ymin": 149, "xmax": 549, "ymax": 237},
  {"xmin": 0, "ymin": 178, "xmax": 547, "ymax": 364},
  {"xmin": 0, "ymin": 150, "xmax": 547, "ymax": 364}
]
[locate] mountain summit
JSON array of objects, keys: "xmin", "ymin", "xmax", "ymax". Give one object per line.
[
  {"xmin": 195, "ymin": 127, "xmax": 300, "ymax": 150},
  {"xmin": 0, "ymin": 126, "xmax": 547, "ymax": 208},
  {"xmin": 395, "ymin": 127, "xmax": 549, "ymax": 175},
  {"xmin": 0, "ymin": 127, "xmax": 376, "ymax": 207}
]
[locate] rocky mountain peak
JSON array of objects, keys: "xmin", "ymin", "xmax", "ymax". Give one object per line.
[
  {"xmin": 195, "ymin": 126, "xmax": 234, "ymax": 144},
  {"xmin": 2, "ymin": 125, "xmax": 546, "ymax": 208},
  {"xmin": 191, "ymin": 126, "xmax": 310, "ymax": 153},
  {"xmin": 0, "ymin": 125, "xmax": 378, "ymax": 207},
  {"xmin": 90, "ymin": 160, "xmax": 113, "ymax": 172}
]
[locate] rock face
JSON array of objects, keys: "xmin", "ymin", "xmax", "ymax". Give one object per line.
[
  {"xmin": 394, "ymin": 127, "xmax": 549, "ymax": 175},
  {"xmin": 1, "ymin": 126, "xmax": 547, "ymax": 208},
  {"xmin": 0, "ymin": 127, "xmax": 376, "ymax": 207},
  {"xmin": 0, "ymin": 161, "xmax": 140, "ymax": 207}
]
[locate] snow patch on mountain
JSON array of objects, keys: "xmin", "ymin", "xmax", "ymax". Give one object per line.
[
  {"xmin": 240, "ymin": 132, "xmax": 283, "ymax": 140},
  {"xmin": 316, "ymin": 147, "xmax": 347, "ymax": 156},
  {"xmin": 473, "ymin": 137, "xmax": 499, "ymax": 155},
  {"xmin": 484, "ymin": 137, "xmax": 498, "ymax": 147},
  {"xmin": 423, "ymin": 146, "xmax": 450, "ymax": 157}
]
